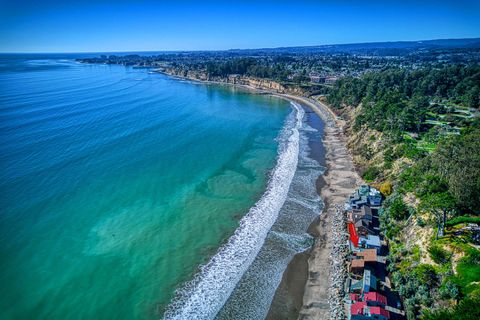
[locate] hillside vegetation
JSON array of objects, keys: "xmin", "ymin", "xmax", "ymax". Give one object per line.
[{"xmin": 327, "ymin": 64, "xmax": 480, "ymax": 319}]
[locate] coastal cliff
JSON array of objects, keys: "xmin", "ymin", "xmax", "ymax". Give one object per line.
[{"xmin": 159, "ymin": 67, "xmax": 311, "ymax": 96}]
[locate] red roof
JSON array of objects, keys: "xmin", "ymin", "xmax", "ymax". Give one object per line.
[
  {"xmin": 370, "ymin": 306, "xmax": 390, "ymax": 318},
  {"xmin": 364, "ymin": 292, "xmax": 388, "ymax": 305},
  {"xmin": 350, "ymin": 301, "xmax": 366, "ymax": 315},
  {"xmin": 350, "ymin": 293, "xmax": 359, "ymax": 301},
  {"xmin": 348, "ymin": 222, "xmax": 359, "ymax": 247}
]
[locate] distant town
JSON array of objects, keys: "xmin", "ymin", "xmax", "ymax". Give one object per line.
[{"xmin": 78, "ymin": 38, "xmax": 480, "ymax": 96}]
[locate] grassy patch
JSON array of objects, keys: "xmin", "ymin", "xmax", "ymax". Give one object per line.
[
  {"xmin": 455, "ymin": 262, "xmax": 480, "ymax": 296},
  {"xmin": 446, "ymin": 215, "xmax": 480, "ymax": 227},
  {"xmin": 412, "ymin": 245, "xmax": 421, "ymax": 262},
  {"xmin": 424, "ymin": 119, "xmax": 448, "ymax": 126},
  {"xmin": 453, "ymin": 249, "xmax": 480, "ymax": 297},
  {"xmin": 418, "ymin": 141, "xmax": 437, "ymax": 152},
  {"xmin": 402, "ymin": 132, "xmax": 417, "ymax": 142}
]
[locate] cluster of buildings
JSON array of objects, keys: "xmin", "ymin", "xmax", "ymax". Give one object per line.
[
  {"xmin": 344, "ymin": 185, "xmax": 404, "ymax": 320},
  {"xmin": 306, "ymin": 72, "xmax": 340, "ymax": 84}
]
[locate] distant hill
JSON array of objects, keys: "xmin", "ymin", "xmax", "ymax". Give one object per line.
[
  {"xmin": 66, "ymin": 37, "xmax": 480, "ymax": 57},
  {"xmin": 226, "ymin": 38, "xmax": 480, "ymax": 56}
]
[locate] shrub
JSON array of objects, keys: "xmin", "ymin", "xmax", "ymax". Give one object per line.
[
  {"xmin": 422, "ymin": 297, "xmax": 480, "ymax": 320},
  {"xmin": 389, "ymin": 196, "xmax": 410, "ymax": 220},
  {"xmin": 417, "ymin": 216, "xmax": 427, "ymax": 227},
  {"xmin": 386, "ymin": 223, "xmax": 402, "ymax": 238},
  {"xmin": 397, "ymin": 142, "xmax": 426, "ymax": 160},
  {"xmin": 404, "ymin": 297, "xmax": 417, "ymax": 320},
  {"xmin": 439, "ymin": 280, "xmax": 460, "ymax": 300},
  {"xmin": 462, "ymin": 249, "xmax": 480, "ymax": 265},
  {"xmin": 413, "ymin": 264, "xmax": 438, "ymax": 287},
  {"xmin": 411, "ymin": 245, "xmax": 421, "ymax": 262},
  {"xmin": 416, "ymin": 284, "xmax": 432, "ymax": 306},
  {"xmin": 384, "ymin": 147, "xmax": 396, "ymax": 163},
  {"xmin": 428, "ymin": 245, "xmax": 452, "ymax": 264},
  {"xmin": 383, "ymin": 161, "xmax": 393, "ymax": 170},
  {"xmin": 363, "ymin": 166, "xmax": 380, "ymax": 181},
  {"xmin": 380, "ymin": 180, "xmax": 394, "ymax": 196},
  {"xmin": 359, "ymin": 144, "xmax": 374, "ymax": 160},
  {"xmin": 398, "ymin": 166, "xmax": 424, "ymax": 193}
]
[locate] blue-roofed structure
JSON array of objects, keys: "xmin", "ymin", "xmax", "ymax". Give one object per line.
[
  {"xmin": 359, "ymin": 235, "xmax": 382, "ymax": 253},
  {"xmin": 347, "ymin": 185, "xmax": 383, "ymax": 209},
  {"xmin": 363, "ymin": 269, "xmax": 378, "ymax": 293}
]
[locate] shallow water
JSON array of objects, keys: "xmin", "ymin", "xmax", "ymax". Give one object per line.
[{"xmin": 0, "ymin": 56, "xmax": 291, "ymax": 319}]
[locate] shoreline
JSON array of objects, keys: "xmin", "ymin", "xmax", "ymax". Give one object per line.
[
  {"xmin": 269, "ymin": 94, "xmax": 360, "ymax": 320},
  {"xmin": 156, "ymin": 71, "xmax": 360, "ymax": 319},
  {"xmin": 265, "ymin": 108, "xmax": 326, "ymax": 320}
]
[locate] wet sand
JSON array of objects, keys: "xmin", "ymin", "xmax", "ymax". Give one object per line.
[
  {"xmin": 268, "ymin": 95, "xmax": 360, "ymax": 320},
  {"xmin": 266, "ymin": 107, "xmax": 325, "ymax": 320}
]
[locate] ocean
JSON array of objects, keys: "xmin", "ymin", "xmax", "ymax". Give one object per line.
[{"xmin": 0, "ymin": 55, "xmax": 324, "ymax": 319}]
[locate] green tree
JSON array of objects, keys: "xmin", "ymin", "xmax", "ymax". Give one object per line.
[
  {"xmin": 420, "ymin": 192, "xmax": 456, "ymax": 238},
  {"xmin": 389, "ymin": 196, "xmax": 410, "ymax": 220},
  {"xmin": 422, "ymin": 297, "xmax": 480, "ymax": 320},
  {"xmin": 432, "ymin": 129, "xmax": 480, "ymax": 212}
]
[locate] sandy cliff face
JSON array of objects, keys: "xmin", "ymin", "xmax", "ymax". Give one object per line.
[
  {"xmin": 160, "ymin": 68, "xmax": 312, "ymax": 96},
  {"xmin": 163, "ymin": 68, "xmax": 210, "ymax": 81}
]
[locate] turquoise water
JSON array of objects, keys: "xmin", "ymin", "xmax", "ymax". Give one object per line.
[{"xmin": 0, "ymin": 57, "xmax": 291, "ymax": 319}]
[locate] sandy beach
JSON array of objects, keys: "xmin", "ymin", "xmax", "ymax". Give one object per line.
[
  {"xmin": 268, "ymin": 95, "xmax": 361, "ymax": 320},
  {"xmin": 155, "ymin": 71, "xmax": 360, "ymax": 319}
]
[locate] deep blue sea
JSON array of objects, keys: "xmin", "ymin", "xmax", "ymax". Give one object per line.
[{"xmin": 0, "ymin": 55, "xmax": 324, "ymax": 319}]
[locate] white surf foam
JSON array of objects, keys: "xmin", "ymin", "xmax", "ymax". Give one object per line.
[
  {"xmin": 163, "ymin": 102, "xmax": 304, "ymax": 320},
  {"xmin": 300, "ymin": 123, "xmax": 318, "ymax": 133}
]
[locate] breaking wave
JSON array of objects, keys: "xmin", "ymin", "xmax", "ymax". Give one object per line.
[{"xmin": 163, "ymin": 102, "xmax": 304, "ymax": 319}]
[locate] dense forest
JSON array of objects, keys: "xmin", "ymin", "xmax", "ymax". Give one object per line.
[
  {"xmin": 328, "ymin": 65, "xmax": 480, "ymax": 132},
  {"xmin": 327, "ymin": 65, "xmax": 480, "ymax": 319},
  {"xmin": 205, "ymin": 57, "xmax": 296, "ymax": 81}
]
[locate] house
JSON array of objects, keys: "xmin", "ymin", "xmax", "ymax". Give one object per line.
[
  {"xmin": 350, "ymin": 293, "xmax": 360, "ymax": 303},
  {"xmin": 350, "ymin": 291, "xmax": 388, "ymax": 307},
  {"xmin": 349, "ymin": 278, "xmax": 364, "ymax": 294},
  {"xmin": 363, "ymin": 269, "xmax": 377, "ymax": 293},
  {"xmin": 308, "ymin": 72, "xmax": 325, "ymax": 83},
  {"xmin": 362, "ymin": 205, "xmax": 374, "ymax": 219},
  {"xmin": 355, "ymin": 219, "xmax": 376, "ymax": 236},
  {"xmin": 359, "ymin": 235, "xmax": 382, "ymax": 253},
  {"xmin": 348, "ymin": 193, "xmax": 369, "ymax": 210},
  {"xmin": 348, "ymin": 205, "xmax": 374, "ymax": 224},
  {"xmin": 348, "ymin": 185, "xmax": 382, "ymax": 209},
  {"xmin": 349, "ymin": 269, "xmax": 378, "ymax": 294},
  {"xmin": 351, "ymin": 301, "xmax": 367, "ymax": 317},
  {"xmin": 325, "ymin": 76, "xmax": 339, "ymax": 84},
  {"xmin": 350, "ymin": 249, "xmax": 379, "ymax": 276},
  {"xmin": 351, "ymin": 302, "xmax": 390, "ymax": 320},
  {"xmin": 364, "ymin": 292, "xmax": 388, "ymax": 307},
  {"xmin": 350, "ymin": 258, "xmax": 365, "ymax": 276},
  {"xmin": 368, "ymin": 187, "xmax": 383, "ymax": 206},
  {"xmin": 228, "ymin": 74, "xmax": 241, "ymax": 84},
  {"xmin": 356, "ymin": 249, "xmax": 378, "ymax": 263},
  {"xmin": 348, "ymin": 188, "xmax": 367, "ymax": 209}
]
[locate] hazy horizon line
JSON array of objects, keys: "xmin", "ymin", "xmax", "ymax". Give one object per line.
[{"xmin": 1, "ymin": 36, "xmax": 479, "ymax": 55}]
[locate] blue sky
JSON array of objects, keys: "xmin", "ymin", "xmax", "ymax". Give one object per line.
[{"xmin": 0, "ymin": 0, "xmax": 479, "ymax": 52}]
